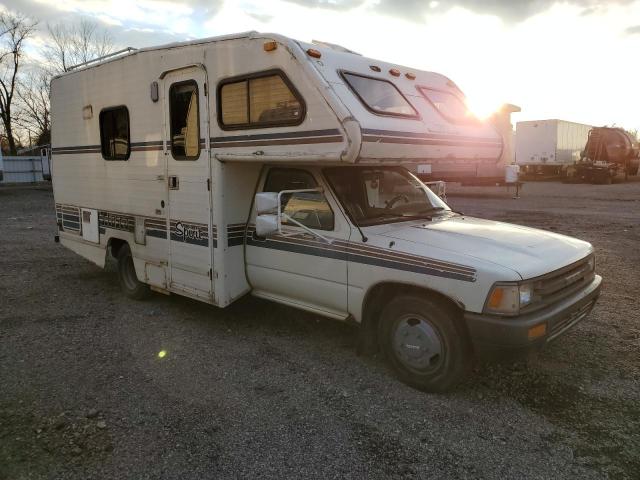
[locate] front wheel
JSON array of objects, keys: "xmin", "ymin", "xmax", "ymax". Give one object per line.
[
  {"xmin": 116, "ymin": 244, "xmax": 150, "ymax": 300},
  {"xmin": 378, "ymin": 295, "xmax": 470, "ymax": 392}
]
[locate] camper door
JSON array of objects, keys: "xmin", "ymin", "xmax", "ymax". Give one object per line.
[{"xmin": 162, "ymin": 67, "xmax": 213, "ymax": 299}]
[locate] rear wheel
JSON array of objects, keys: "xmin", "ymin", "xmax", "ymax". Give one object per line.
[
  {"xmin": 378, "ymin": 295, "xmax": 470, "ymax": 392},
  {"xmin": 117, "ymin": 244, "xmax": 150, "ymax": 300}
]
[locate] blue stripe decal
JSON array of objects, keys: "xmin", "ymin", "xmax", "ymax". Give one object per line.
[
  {"xmin": 361, "ymin": 128, "xmax": 501, "ymax": 144},
  {"xmin": 146, "ymin": 230, "xmax": 167, "ymax": 240},
  {"xmin": 63, "ymin": 221, "xmax": 80, "ymax": 230},
  {"xmin": 246, "ymin": 236, "xmax": 475, "ymax": 282},
  {"xmin": 211, "ymin": 129, "xmax": 341, "ymax": 143},
  {"xmin": 228, "ymin": 237, "xmax": 244, "ymax": 247},
  {"xmin": 170, "ymin": 233, "xmax": 208, "ymax": 247}
]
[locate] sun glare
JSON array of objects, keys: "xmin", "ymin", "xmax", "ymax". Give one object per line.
[{"xmin": 465, "ymin": 96, "xmax": 503, "ymax": 120}]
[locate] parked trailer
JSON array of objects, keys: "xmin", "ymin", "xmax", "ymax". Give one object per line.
[
  {"xmin": 516, "ymin": 119, "xmax": 592, "ymax": 177},
  {"xmin": 51, "ymin": 32, "xmax": 601, "ymax": 391},
  {"xmin": 568, "ymin": 127, "xmax": 640, "ymax": 184}
]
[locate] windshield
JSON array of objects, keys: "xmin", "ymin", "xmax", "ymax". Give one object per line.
[{"xmin": 324, "ymin": 166, "xmax": 451, "ymax": 226}]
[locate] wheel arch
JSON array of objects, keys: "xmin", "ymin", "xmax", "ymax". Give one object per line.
[
  {"xmin": 105, "ymin": 236, "xmax": 129, "ymax": 263},
  {"xmin": 357, "ymin": 281, "xmax": 467, "ymax": 356}
]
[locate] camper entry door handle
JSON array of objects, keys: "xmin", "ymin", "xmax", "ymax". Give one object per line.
[{"xmin": 168, "ymin": 176, "xmax": 179, "ymax": 190}]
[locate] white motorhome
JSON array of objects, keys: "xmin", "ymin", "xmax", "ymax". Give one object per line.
[{"xmin": 51, "ymin": 32, "xmax": 601, "ymax": 391}]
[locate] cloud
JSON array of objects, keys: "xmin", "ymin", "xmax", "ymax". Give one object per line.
[
  {"xmin": 626, "ymin": 24, "xmax": 640, "ymax": 34},
  {"xmin": 283, "ymin": 0, "xmax": 365, "ymax": 10},
  {"xmin": 0, "ymin": 0, "xmax": 203, "ymax": 48},
  {"xmin": 284, "ymin": 0, "xmax": 636, "ymax": 23}
]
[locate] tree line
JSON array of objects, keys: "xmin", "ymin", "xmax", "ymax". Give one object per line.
[{"xmin": 0, "ymin": 11, "xmax": 114, "ymax": 155}]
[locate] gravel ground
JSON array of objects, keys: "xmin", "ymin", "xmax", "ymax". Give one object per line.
[{"xmin": 1, "ymin": 181, "xmax": 639, "ymax": 479}]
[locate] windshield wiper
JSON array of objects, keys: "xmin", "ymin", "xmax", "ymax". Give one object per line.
[
  {"xmin": 416, "ymin": 207, "xmax": 446, "ymax": 214},
  {"xmin": 366, "ymin": 211, "xmax": 438, "ymax": 224}
]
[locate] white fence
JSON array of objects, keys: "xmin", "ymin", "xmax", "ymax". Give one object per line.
[{"xmin": 1, "ymin": 156, "xmax": 47, "ymax": 183}]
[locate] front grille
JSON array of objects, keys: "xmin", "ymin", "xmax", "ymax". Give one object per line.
[
  {"xmin": 548, "ymin": 299, "xmax": 596, "ymax": 341},
  {"xmin": 522, "ymin": 255, "xmax": 595, "ymax": 314}
]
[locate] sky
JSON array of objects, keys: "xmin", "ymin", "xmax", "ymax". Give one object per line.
[{"xmin": 2, "ymin": 0, "xmax": 640, "ymax": 131}]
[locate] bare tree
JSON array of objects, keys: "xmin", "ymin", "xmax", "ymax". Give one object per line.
[
  {"xmin": 15, "ymin": 18, "xmax": 114, "ymax": 149},
  {"xmin": 16, "ymin": 70, "xmax": 50, "ymax": 145},
  {"xmin": 0, "ymin": 12, "xmax": 37, "ymax": 154},
  {"xmin": 44, "ymin": 18, "xmax": 114, "ymax": 73}
]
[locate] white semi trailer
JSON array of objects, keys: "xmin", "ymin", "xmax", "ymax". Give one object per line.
[{"xmin": 516, "ymin": 119, "xmax": 592, "ymax": 176}]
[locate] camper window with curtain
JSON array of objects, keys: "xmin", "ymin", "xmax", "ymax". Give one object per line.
[
  {"xmin": 169, "ymin": 81, "xmax": 200, "ymax": 160},
  {"xmin": 218, "ymin": 70, "xmax": 305, "ymax": 129},
  {"xmin": 99, "ymin": 106, "xmax": 130, "ymax": 160}
]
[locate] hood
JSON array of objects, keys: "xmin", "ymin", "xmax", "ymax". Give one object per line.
[{"xmin": 373, "ymin": 215, "xmax": 592, "ymax": 279}]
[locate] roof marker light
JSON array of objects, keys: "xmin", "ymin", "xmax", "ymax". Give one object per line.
[
  {"xmin": 370, "ymin": 65, "xmax": 381, "ymax": 72},
  {"xmin": 307, "ymin": 48, "xmax": 322, "ymax": 58},
  {"xmin": 405, "ymin": 72, "xmax": 416, "ymax": 80},
  {"xmin": 389, "ymin": 68, "xmax": 400, "ymax": 77},
  {"xmin": 263, "ymin": 41, "xmax": 278, "ymax": 52}
]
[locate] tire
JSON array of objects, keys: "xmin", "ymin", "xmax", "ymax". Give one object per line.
[
  {"xmin": 378, "ymin": 295, "xmax": 470, "ymax": 392},
  {"xmin": 116, "ymin": 244, "xmax": 150, "ymax": 300}
]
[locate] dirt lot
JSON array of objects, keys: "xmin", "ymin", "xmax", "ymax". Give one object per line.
[{"xmin": 1, "ymin": 181, "xmax": 639, "ymax": 479}]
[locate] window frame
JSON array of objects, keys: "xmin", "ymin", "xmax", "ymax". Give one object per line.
[
  {"xmin": 340, "ymin": 70, "xmax": 419, "ymax": 119},
  {"xmin": 99, "ymin": 105, "xmax": 131, "ymax": 161},
  {"xmin": 416, "ymin": 86, "xmax": 478, "ymax": 125},
  {"xmin": 217, "ymin": 69, "xmax": 306, "ymax": 131},
  {"xmin": 169, "ymin": 79, "xmax": 201, "ymax": 161},
  {"xmin": 263, "ymin": 167, "xmax": 335, "ymax": 232}
]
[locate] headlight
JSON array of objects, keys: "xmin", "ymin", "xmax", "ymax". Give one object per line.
[
  {"xmin": 587, "ymin": 255, "xmax": 595, "ymax": 272},
  {"xmin": 485, "ymin": 283, "xmax": 534, "ymax": 315}
]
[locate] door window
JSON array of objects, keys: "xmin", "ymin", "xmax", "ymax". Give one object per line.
[
  {"xmin": 263, "ymin": 169, "xmax": 334, "ymax": 231},
  {"xmin": 169, "ymin": 80, "xmax": 200, "ymax": 160}
]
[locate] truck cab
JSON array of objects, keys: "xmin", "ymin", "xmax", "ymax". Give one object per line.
[{"xmin": 248, "ymin": 163, "xmax": 601, "ymax": 391}]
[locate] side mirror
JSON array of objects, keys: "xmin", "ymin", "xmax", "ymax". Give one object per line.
[
  {"xmin": 255, "ymin": 214, "xmax": 279, "ymax": 237},
  {"xmin": 253, "ymin": 188, "xmax": 332, "ymax": 243},
  {"xmin": 255, "ymin": 192, "xmax": 278, "ymax": 215},
  {"xmin": 255, "ymin": 192, "xmax": 279, "ymax": 238}
]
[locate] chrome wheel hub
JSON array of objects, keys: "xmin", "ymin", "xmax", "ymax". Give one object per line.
[{"xmin": 392, "ymin": 315, "xmax": 443, "ymax": 372}]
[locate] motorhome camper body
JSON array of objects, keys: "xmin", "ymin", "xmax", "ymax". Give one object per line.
[{"xmin": 51, "ymin": 32, "xmax": 601, "ymax": 391}]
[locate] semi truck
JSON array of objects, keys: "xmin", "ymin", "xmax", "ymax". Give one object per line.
[{"xmin": 50, "ymin": 32, "xmax": 601, "ymax": 392}]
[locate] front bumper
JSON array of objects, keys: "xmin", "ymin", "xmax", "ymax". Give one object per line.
[{"xmin": 464, "ymin": 274, "xmax": 602, "ymax": 357}]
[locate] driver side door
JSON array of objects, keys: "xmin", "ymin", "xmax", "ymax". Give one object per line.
[{"xmin": 245, "ymin": 167, "xmax": 350, "ymax": 318}]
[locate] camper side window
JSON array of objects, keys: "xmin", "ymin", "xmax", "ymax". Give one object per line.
[
  {"xmin": 99, "ymin": 106, "xmax": 130, "ymax": 160},
  {"xmin": 342, "ymin": 72, "xmax": 418, "ymax": 118},
  {"xmin": 218, "ymin": 70, "xmax": 305, "ymax": 130},
  {"xmin": 169, "ymin": 81, "xmax": 200, "ymax": 160},
  {"xmin": 417, "ymin": 87, "xmax": 476, "ymax": 124}
]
